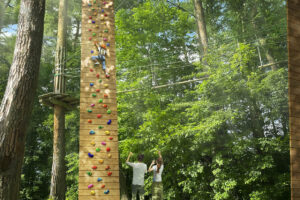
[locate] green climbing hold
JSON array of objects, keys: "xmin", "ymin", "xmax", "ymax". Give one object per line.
[
  {"xmin": 107, "ymin": 110, "xmax": 111, "ymax": 114},
  {"xmin": 98, "ymin": 125, "xmax": 103, "ymax": 129},
  {"xmin": 98, "ymin": 79, "xmax": 102, "ymax": 83},
  {"xmin": 96, "ymin": 148, "xmax": 100, "ymax": 152},
  {"xmin": 93, "ymin": 0, "xmax": 96, "ymax": 3},
  {"xmin": 104, "ymin": 29, "xmax": 108, "ymax": 33},
  {"xmin": 98, "ymin": 99, "xmax": 103, "ymax": 103},
  {"xmin": 92, "ymin": 93, "xmax": 97, "ymax": 97},
  {"xmin": 87, "ymin": 109, "xmax": 92, "ymax": 113},
  {"xmin": 87, "ymin": 171, "xmax": 92, "ymax": 176},
  {"xmin": 93, "ymin": 33, "xmax": 96, "ymax": 37}
]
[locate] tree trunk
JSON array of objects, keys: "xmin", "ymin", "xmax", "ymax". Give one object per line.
[
  {"xmin": 193, "ymin": 0, "xmax": 208, "ymax": 55},
  {"xmin": 288, "ymin": 1, "xmax": 300, "ymax": 199},
  {"xmin": 50, "ymin": 0, "xmax": 67, "ymax": 199},
  {"xmin": 54, "ymin": 0, "xmax": 67, "ymax": 94},
  {"xmin": 0, "ymin": 0, "xmax": 45, "ymax": 199},
  {"xmin": 50, "ymin": 105, "xmax": 66, "ymax": 200}
]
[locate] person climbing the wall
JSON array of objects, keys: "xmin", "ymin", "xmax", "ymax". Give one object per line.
[
  {"xmin": 126, "ymin": 152, "xmax": 147, "ymax": 200},
  {"xmin": 148, "ymin": 151, "xmax": 164, "ymax": 200},
  {"xmin": 91, "ymin": 42, "xmax": 109, "ymax": 76}
]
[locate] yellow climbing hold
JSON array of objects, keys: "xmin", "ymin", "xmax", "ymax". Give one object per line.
[
  {"xmin": 91, "ymin": 141, "xmax": 96, "ymax": 146},
  {"xmin": 108, "ymin": 154, "xmax": 112, "ymax": 158},
  {"xmin": 104, "ymin": 84, "xmax": 109, "ymax": 88},
  {"xmin": 91, "ymin": 191, "xmax": 95, "ymax": 195},
  {"xmin": 99, "ymin": 159, "xmax": 104, "ymax": 164},
  {"xmin": 105, "ymin": 131, "xmax": 110, "ymax": 135}
]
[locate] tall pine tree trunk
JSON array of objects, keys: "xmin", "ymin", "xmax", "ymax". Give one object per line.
[
  {"xmin": 288, "ymin": 1, "xmax": 300, "ymax": 199},
  {"xmin": 50, "ymin": 0, "xmax": 67, "ymax": 199},
  {"xmin": 0, "ymin": 0, "xmax": 45, "ymax": 199},
  {"xmin": 193, "ymin": 0, "xmax": 208, "ymax": 55}
]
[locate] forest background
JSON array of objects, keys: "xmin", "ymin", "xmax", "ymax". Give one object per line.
[{"xmin": 0, "ymin": 0, "xmax": 289, "ymax": 199}]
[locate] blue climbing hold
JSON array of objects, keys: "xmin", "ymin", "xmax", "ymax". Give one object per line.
[
  {"xmin": 97, "ymin": 178, "xmax": 103, "ymax": 182},
  {"xmin": 107, "ymin": 120, "xmax": 112, "ymax": 125},
  {"xmin": 104, "ymin": 190, "xmax": 109, "ymax": 194},
  {"xmin": 102, "ymin": 9, "xmax": 104, "ymax": 13},
  {"xmin": 91, "ymin": 50, "xmax": 94, "ymax": 54},
  {"xmin": 90, "ymin": 83, "xmax": 94, "ymax": 86},
  {"xmin": 88, "ymin": 153, "xmax": 94, "ymax": 158},
  {"xmin": 106, "ymin": 43, "xmax": 110, "ymax": 47},
  {"xmin": 90, "ymin": 130, "xmax": 95, "ymax": 135}
]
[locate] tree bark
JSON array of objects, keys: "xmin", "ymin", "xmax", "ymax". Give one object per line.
[
  {"xmin": 50, "ymin": 0, "xmax": 68, "ymax": 199},
  {"xmin": 193, "ymin": 0, "xmax": 208, "ymax": 55},
  {"xmin": 50, "ymin": 105, "xmax": 66, "ymax": 200},
  {"xmin": 288, "ymin": 1, "xmax": 300, "ymax": 199},
  {"xmin": 0, "ymin": 0, "xmax": 45, "ymax": 199}
]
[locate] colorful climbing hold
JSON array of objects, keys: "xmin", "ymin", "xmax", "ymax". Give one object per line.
[
  {"xmin": 92, "ymin": 20, "xmax": 95, "ymax": 24},
  {"xmin": 88, "ymin": 119, "xmax": 92, "ymax": 123},
  {"xmin": 97, "ymin": 114, "xmax": 102, "ymax": 118},
  {"xmin": 101, "ymin": 142, "xmax": 106, "ymax": 146},
  {"xmin": 97, "ymin": 177, "xmax": 103, "ymax": 182},
  {"xmin": 96, "ymin": 147, "xmax": 100, "ymax": 152},
  {"xmin": 95, "ymin": 25, "xmax": 99, "ymax": 28},
  {"xmin": 87, "ymin": 109, "xmax": 92, "ymax": 113},
  {"xmin": 88, "ymin": 153, "xmax": 94, "ymax": 158},
  {"xmin": 87, "ymin": 171, "xmax": 92, "ymax": 176},
  {"xmin": 104, "ymin": 13, "xmax": 108, "ymax": 17},
  {"xmin": 101, "ymin": 9, "xmax": 104, "ymax": 13},
  {"xmin": 104, "ymin": 84, "xmax": 108, "ymax": 88},
  {"xmin": 104, "ymin": 190, "xmax": 109, "ymax": 194},
  {"xmin": 105, "ymin": 74, "xmax": 110, "ymax": 78},
  {"xmin": 101, "ymin": 184, "xmax": 105, "ymax": 188},
  {"xmin": 90, "ymin": 68, "xmax": 94, "ymax": 72},
  {"xmin": 103, "ymin": 104, "xmax": 108, "ymax": 108},
  {"xmin": 96, "ymin": 89, "xmax": 100, "ymax": 92},
  {"xmin": 107, "ymin": 120, "xmax": 112, "ymax": 125},
  {"xmin": 89, "ymin": 16, "xmax": 92, "ymax": 19},
  {"xmin": 98, "ymin": 125, "xmax": 103, "ymax": 129},
  {"xmin": 105, "ymin": 166, "xmax": 110, "ymax": 170},
  {"xmin": 96, "ymin": 74, "xmax": 100, "ymax": 78},
  {"xmin": 106, "ymin": 147, "xmax": 111, "ymax": 152},
  {"xmin": 104, "ymin": 94, "xmax": 108, "ymax": 98},
  {"xmin": 91, "ymin": 191, "xmax": 95, "ymax": 195},
  {"xmin": 92, "ymin": 166, "xmax": 97, "ymax": 170},
  {"xmin": 108, "ymin": 154, "xmax": 112, "ymax": 158},
  {"xmin": 90, "ymin": 83, "xmax": 94, "ymax": 86},
  {"xmin": 98, "ymin": 99, "xmax": 103, "ymax": 103},
  {"xmin": 88, "ymin": 184, "xmax": 94, "ymax": 189},
  {"xmin": 104, "ymin": 29, "xmax": 108, "ymax": 33},
  {"xmin": 107, "ymin": 109, "xmax": 111, "ymax": 114},
  {"xmin": 99, "ymin": 159, "xmax": 104, "ymax": 164},
  {"xmin": 91, "ymin": 103, "xmax": 95, "ymax": 107},
  {"xmin": 92, "ymin": 33, "xmax": 96, "ymax": 36},
  {"xmin": 88, "ymin": 28, "xmax": 92, "ymax": 32},
  {"xmin": 92, "ymin": 93, "xmax": 96, "ymax": 97},
  {"xmin": 91, "ymin": 50, "xmax": 94, "ymax": 54},
  {"xmin": 91, "ymin": 141, "xmax": 96, "ymax": 146},
  {"xmin": 98, "ymin": 79, "xmax": 102, "ymax": 83},
  {"xmin": 103, "ymin": 37, "xmax": 108, "ymax": 41},
  {"xmin": 109, "ymin": 137, "xmax": 113, "ymax": 140},
  {"xmin": 89, "ymin": 130, "xmax": 95, "ymax": 135},
  {"xmin": 106, "ymin": 43, "xmax": 110, "ymax": 47},
  {"xmin": 105, "ymin": 131, "xmax": 110, "ymax": 135},
  {"xmin": 88, "ymin": 3, "xmax": 92, "ymax": 6},
  {"xmin": 108, "ymin": 172, "xmax": 112, "ymax": 176},
  {"xmin": 89, "ymin": 37, "xmax": 92, "ymax": 40}
]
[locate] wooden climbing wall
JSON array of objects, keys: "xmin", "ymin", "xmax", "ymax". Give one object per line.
[{"xmin": 79, "ymin": 0, "xmax": 120, "ymax": 199}]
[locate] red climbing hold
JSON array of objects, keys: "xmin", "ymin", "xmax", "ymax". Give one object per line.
[
  {"xmin": 88, "ymin": 29, "xmax": 92, "ymax": 32},
  {"xmin": 106, "ymin": 147, "xmax": 111, "ymax": 152},
  {"xmin": 96, "ymin": 74, "xmax": 100, "ymax": 78},
  {"xmin": 103, "ymin": 104, "xmax": 108, "ymax": 108},
  {"xmin": 90, "ymin": 69, "xmax": 94, "ymax": 72},
  {"xmin": 88, "ymin": 119, "xmax": 92, "ymax": 123},
  {"xmin": 92, "ymin": 165, "xmax": 97, "ymax": 170},
  {"xmin": 104, "ymin": 94, "xmax": 108, "ymax": 98},
  {"xmin": 105, "ymin": 74, "xmax": 110, "ymax": 78},
  {"xmin": 101, "ymin": 184, "xmax": 105, "ymax": 188},
  {"xmin": 104, "ymin": 13, "xmax": 107, "ymax": 17},
  {"xmin": 96, "ymin": 89, "xmax": 100, "ymax": 92},
  {"xmin": 97, "ymin": 114, "xmax": 102, "ymax": 118},
  {"xmin": 89, "ymin": 37, "xmax": 92, "ymax": 40},
  {"xmin": 89, "ymin": 16, "xmax": 92, "ymax": 19},
  {"xmin": 109, "ymin": 137, "xmax": 113, "ymax": 140},
  {"xmin": 105, "ymin": 166, "xmax": 110, "ymax": 170},
  {"xmin": 108, "ymin": 172, "xmax": 112, "ymax": 176}
]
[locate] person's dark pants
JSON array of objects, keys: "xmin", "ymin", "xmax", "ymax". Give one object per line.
[{"xmin": 132, "ymin": 184, "xmax": 145, "ymax": 200}]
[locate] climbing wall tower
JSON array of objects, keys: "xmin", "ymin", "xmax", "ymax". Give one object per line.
[{"xmin": 79, "ymin": 0, "xmax": 120, "ymax": 199}]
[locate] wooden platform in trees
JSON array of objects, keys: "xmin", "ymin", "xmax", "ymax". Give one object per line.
[{"xmin": 79, "ymin": 0, "xmax": 120, "ymax": 199}]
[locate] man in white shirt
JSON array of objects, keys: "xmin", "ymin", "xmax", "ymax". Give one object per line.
[{"xmin": 126, "ymin": 152, "xmax": 147, "ymax": 200}]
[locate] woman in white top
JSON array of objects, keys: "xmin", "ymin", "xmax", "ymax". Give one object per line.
[{"xmin": 148, "ymin": 151, "xmax": 164, "ymax": 200}]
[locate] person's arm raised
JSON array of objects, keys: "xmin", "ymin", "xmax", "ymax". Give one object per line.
[
  {"xmin": 148, "ymin": 160, "xmax": 155, "ymax": 172},
  {"xmin": 126, "ymin": 152, "xmax": 133, "ymax": 163}
]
